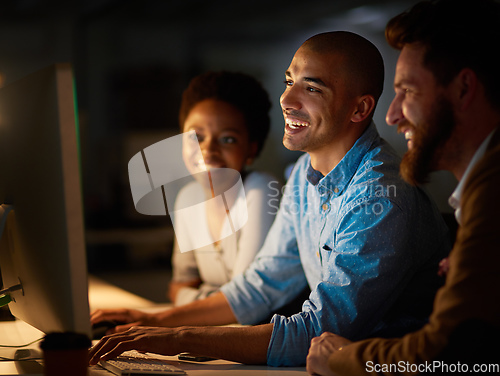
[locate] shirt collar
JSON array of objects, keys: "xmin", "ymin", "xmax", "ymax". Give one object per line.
[
  {"xmin": 306, "ymin": 122, "xmax": 379, "ymax": 195},
  {"xmin": 448, "ymin": 128, "xmax": 497, "ymax": 224}
]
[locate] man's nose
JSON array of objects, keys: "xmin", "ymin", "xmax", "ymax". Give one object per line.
[
  {"xmin": 386, "ymin": 94, "xmax": 404, "ymax": 126},
  {"xmin": 280, "ymin": 85, "xmax": 301, "ymax": 111}
]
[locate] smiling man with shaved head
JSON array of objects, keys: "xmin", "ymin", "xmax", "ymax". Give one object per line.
[{"xmin": 90, "ymin": 31, "xmax": 449, "ymax": 368}]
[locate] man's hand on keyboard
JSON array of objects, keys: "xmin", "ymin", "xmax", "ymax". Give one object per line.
[
  {"xmin": 89, "ymin": 323, "xmax": 273, "ymax": 365},
  {"xmin": 90, "ymin": 308, "xmax": 161, "ymax": 334},
  {"xmin": 89, "ymin": 326, "xmax": 183, "ymax": 366}
]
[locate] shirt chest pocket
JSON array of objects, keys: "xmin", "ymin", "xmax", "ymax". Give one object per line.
[
  {"xmin": 319, "ymin": 244, "xmax": 352, "ymax": 286},
  {"xmin": 317, "ymin": 198, "xmax": 340, "ymax": 265},
  {"xmin": 318, "ymin": 231, "xmax": 354, "ymax": 286},
  {"xmin": 318, "ymin": 233, "xmax": 335, "ymax": 266}
]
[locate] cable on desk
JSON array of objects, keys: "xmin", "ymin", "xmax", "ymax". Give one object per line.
[
  {"xmin": 0, "ymin": 356, "xmax": 43, "ymax": 362},
  {"xmin": 0, "ymin": 338, "xmax": 44, "ymax": 362},
  {"xmin": 0, "ymin": 337, "xmax": 43, "ymax": 348}
]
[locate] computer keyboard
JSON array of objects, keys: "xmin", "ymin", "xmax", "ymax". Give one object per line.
[{"xmin": 99, "ymin": 351, "xmax": 186, "ymax": 375}]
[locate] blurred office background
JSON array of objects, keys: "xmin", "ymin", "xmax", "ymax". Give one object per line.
[{"xmin": 0, "ymin": 0, "xmax": 457, "ymax": 302}]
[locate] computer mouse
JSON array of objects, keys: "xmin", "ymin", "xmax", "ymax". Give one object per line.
[{"xmin": 91, "ymin": 320, "xmax": 125, "ymax": 340}]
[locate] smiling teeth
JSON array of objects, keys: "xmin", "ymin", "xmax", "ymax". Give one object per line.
[
  {"xmin": 287, "ymin": 120, "xmax": 309, "ymax": 129},
  {"xmin": 404, "ymin": 130, "xmax": 414, "ymax": 140}
]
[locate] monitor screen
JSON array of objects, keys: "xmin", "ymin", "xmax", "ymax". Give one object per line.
[{"xmin": 0, "ymin": 63, "xmax": 91, "ymax": 338}]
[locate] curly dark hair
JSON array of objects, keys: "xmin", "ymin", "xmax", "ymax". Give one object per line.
[
  {"xmin": 178, "ymin": 71, "xmax": 271, "ymax": 157},
  {"xmin": 386, "ymin": 0, "xmax": 500, "ymax": 111}
]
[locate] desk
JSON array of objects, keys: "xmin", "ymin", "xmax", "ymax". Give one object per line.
[
  {"xmin": 1, "ymin": 277, "xmax": 308, "ymax": 375},
  {"xmin": 88, "ymin": 275, "xmax": 156, "ymax": 310}
]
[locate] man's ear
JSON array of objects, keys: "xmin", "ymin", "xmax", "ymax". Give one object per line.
[
  {"xmin": 453, "ymin": 68, "xmax": 478, "ymax": 111},
  {"xmin": 351, "ymin": 95, "xmax": 375, "ymax": 123}
]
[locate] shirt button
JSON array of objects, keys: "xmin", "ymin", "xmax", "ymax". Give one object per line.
[
  {"xmin": 333, "ymin": 187, "xmax": 339, "ymax": 193},
  {"xmin": 322, "ymin": 203, "xmax": 329, "ymax": 211}
]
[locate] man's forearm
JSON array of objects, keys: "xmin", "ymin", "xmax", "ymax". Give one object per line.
[
  {"xmin": 89, "ymin": 323, "xmax": 275, "ymax": 366},
  {"xmin": 157, "ymin": 291, "xmax": 238, "ymax": 327},
  {"xmin": 178, "ymin": 323, "xmax": 274, "ymax": 364}
]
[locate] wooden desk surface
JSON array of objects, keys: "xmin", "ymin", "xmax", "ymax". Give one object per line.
[
  {"xmin": 88, "ymin": 275, "xmax": 156, "ymax": 310},
  {"xmin": 0, "ymin": 276, "xmax": 308, "ymax": 375}
]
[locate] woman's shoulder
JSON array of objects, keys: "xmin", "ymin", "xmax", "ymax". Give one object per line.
[
  {"xmin": 244, "ymin": 170, "xmax": 280, "ymax": 190},
  {"xmin": 174, "ymin": 179, "xmax": 204, "ymax": 205}
]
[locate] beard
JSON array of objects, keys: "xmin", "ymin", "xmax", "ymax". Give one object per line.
[{"xmin": 400, "ymin": 96, "xmax": 456, "ymax": 186}]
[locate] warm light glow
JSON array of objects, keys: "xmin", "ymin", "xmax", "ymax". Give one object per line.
[{"xmin": 0, "ymin": 73, "xmax": 4, "ymax": 129}]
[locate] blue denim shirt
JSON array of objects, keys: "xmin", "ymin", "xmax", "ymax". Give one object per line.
[{"xmin": 220, "ymin": 123, "xmax": 449, "ymax": 366}]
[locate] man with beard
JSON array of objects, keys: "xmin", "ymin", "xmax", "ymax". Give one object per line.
[
  {"xmin": 89, "ymin": 32, "xmax": 450, "ymax": 367},
  {"xmin": 306, "ymin": 1, "xmax": 500, "ymax": 375}
]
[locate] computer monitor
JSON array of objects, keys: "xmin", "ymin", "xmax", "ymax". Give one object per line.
[{"xmin": 0, "ymin": 63, "xmax": 91, "ymax": 338}]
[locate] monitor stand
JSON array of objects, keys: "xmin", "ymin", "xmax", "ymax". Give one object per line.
[
  {"xmin": 0, "ymin": 204, "xmax": 15, "ymax": 322},
  {"xmin": 0, "ymin": 305, "xmax": 15, "ymax": 321},
  {"xmin": 0, "ymin": 348, "xmax": 44, "ymax": 374}
]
